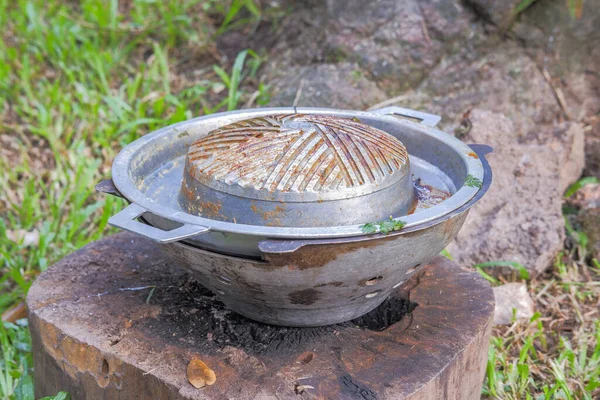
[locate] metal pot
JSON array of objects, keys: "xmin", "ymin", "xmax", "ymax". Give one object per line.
[{"xmin": 98, "ymin": 106, "xmax": 492, "ymax": 327}]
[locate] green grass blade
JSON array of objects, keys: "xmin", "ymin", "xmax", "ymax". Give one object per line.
[
  {"xmin": 227, "ymin": 49, "xmax": 248, "ymax": 110},
  {"xmin": 473, "ymin": 261, "xmax": 530, "ymax": 280},
  {"xmin": 565, "ymin": 176, "xmax": 599, "ymax": 197}
]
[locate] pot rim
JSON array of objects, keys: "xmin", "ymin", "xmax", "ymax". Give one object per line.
[{"xmin": 110, "ymin": 107, "xmax": 487, "ymax": 240}]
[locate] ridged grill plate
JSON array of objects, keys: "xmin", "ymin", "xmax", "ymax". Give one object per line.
[{"xmin": 184, "ymin": 114, "xmax": 410, "ymax": 202}]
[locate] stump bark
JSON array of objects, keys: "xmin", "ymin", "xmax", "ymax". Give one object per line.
[{"xmin": 28, "ymin": 233, "xmax": 494, "ymax": 399}]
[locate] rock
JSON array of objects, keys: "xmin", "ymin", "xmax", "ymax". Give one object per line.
[
  {"xmin": 407, "ymin": 42, "xmax": 561, "ymax": 135},
  {"xmin": 513, "ymin": 0, "xmax": 600, "ymax": 81},
  {"xmin": 266, "ymin": 0, "xmax": 484, "ymax": 97},
  {"xmin": 464, "ymin": 0, "xmax": 523, "ymax": 29},
  {"xmin": 268, "ymin": 63, "xmax": 387, "ymax": 109},
  {"xmin": 261, "ymin": 0, "xmax": 329, "ymax": 68},
  {"xmin": 326, "ymin": 0, "xmax": 401, "ymax": 31},
  {"xmin": 493, "ymin": 283, "xmax": 535, "ymax": 325},
  {"xmin": 324, "ymin": 0, "xmax": 440, "ymax": 92},
  {"xmin": 584, "ymin": 118, "xmax": 600, "ymax": 178},
  {"xmin": 559, "ymin": 73, "xmax": 600, "ymax": 125},
  {"xmin": 522, "ymin": 121, "xmax": 585, "ymax": 193},
  {"xmin": 512, "ymin": 0, "xmax": 600, "ymax": 178},
  {"xmin": 512, "ymin": 0, "xmax": 600, "ymax": 120},
  {"xmin": 418, "ymin": 0, "xmax": 479, "ymax": 40},
  {"xmin": 258, "ymin": 1, "xmax": 588, "ymax": 275},
  {"xmin": 322, "ymin": 0, "xmax": 483, "ymax": 93},
  {"xmin": 446, "ymin": 110, "xmax": 565, "ymax": 275},
  {"xmin": 400, "ymin": 36, "xmax": 584, "ymax": 276},
  {"xmin": 578, "ymin": 207, "xmax": 600, "ymax": 259}
]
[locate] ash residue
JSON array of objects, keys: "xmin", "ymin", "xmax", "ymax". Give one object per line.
[
  {"xmin": 352, "ymin": 296, "xmax": 417, "ymax": 332},
  {"xmin": 141, "ymin": 275, "xmax": 416, "ymax": 356}
]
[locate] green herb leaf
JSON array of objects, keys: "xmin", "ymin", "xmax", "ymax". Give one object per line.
[
  {"xmin": 387, "ymin": 217, "xmax": 406, "ymax": 233},
  {"xmin": 360, "ymin": 217, "xmax": 406, "ymax": 235},
  {"xmin": 464, "ymin": 174, "xmax": 482, "ymax": 188},
  {"xmin": 360, "ymin": 223, "xmax": 377, "ymax": 234},
  {"xmin": 379, "ymin": 219, "xmax": 395, "ymax": 234}
]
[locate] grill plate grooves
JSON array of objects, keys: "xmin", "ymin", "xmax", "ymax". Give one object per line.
[
  {"xmin": 178, "ymin": 114, "xmax": 415, "ymax": 226},
  {"xmin": 185, "ymin": 114, "xmax": 409, "ymax": 200}
]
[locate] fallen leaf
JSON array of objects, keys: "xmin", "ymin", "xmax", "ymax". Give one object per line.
[
  {"xmin": 187, "ymin": 358, "xmax": 216, "ymax": 388},
  {"xmin": 2, "ymin": 302, "xmax": 27, "ymax": 323}
]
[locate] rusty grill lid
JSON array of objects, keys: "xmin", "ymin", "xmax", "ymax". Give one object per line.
[{"xmin": 182, "ymin": 114, "xmax": 410, "ymax": 203}]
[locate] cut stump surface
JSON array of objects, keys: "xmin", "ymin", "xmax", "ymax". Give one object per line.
[{"xmin": 28, "ymin": 233, "xmax": 494, "ymax": 399}]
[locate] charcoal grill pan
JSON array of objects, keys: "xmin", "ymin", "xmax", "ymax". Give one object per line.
[
  {"xmin": 100, "ymin": 107, "xmax": 492, "ymax": 326},
  {"xmin": 98, "ymin": 144, "xmax": 491, "ymax": 327}
]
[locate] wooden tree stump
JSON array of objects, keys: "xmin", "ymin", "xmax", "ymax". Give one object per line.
[{"xmin": 28, "ymin": 233, "xmax": 494, "ymax": 399}]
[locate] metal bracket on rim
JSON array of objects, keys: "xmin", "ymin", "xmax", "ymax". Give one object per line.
[
  {"xmin": 108, "ymin": 204, "xmax": 210, "ymax": 243},
  {"xmin": 95, "ymin": 179, "xmax": 125, "ymax": 199},
  {"xmin": 371, "ymin": 106, "xmax": 442, "ymax": 127}
]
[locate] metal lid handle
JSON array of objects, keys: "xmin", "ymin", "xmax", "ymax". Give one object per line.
[
  {"xmin": 370, "ymin": 106, "xmax": 441, "ymax": 127},
  {"xmin": 108, "ymin": 204, "xmax": 209, "ymax": 243}
]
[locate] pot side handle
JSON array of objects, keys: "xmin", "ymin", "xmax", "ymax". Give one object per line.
[
  {"xmin": 369, "ymin": 106, "xmax": 441, "ymax": 127},
  {"xmin": 108, "ymin": 204, "xmax": 210, "ymax": 243},
  {"xmin": 95, "ymin": 179, "xmax": 125, "ymax": 199}
]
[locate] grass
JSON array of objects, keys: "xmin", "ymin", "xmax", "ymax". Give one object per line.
[
  {"xmin": 210, "ymin": 0, "xmax": 261, "ymax": 35},
  {"xmin": 478, "ymin": 182, "xmax": 600, "ymax": 399},
  {"xmin": 0, "ymin": 1, "xmax": 598, "ymax": 399},
  {"xmin": 481, "ymin": 253, "xmax": 600, "ymax": 399},
  {"xmin": 0, "ymin": 1, "xmax": 268, "ymax": 398}
]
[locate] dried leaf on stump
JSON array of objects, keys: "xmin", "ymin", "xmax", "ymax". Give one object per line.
[{"xmin": 187, "ymin": 358, "xmax": 216, "ymax": 388}]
